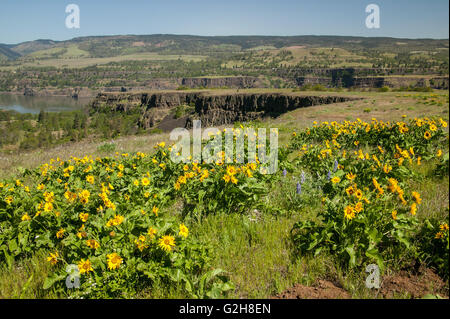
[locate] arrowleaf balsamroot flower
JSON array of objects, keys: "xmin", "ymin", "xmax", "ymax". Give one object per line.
[
  {"xmin": 77, "ymin": 259, "xmax": 93, "ymax": 274},
  {"xmin": 107, "ymin": 253, "xmax": 123, "ymax": 270},
  {"xmin": 148, "ymin": 227, "xmax": 157, "ymax": 239},
  {"xmin": 223, "ymin": 174, "xmax": 231, "ymax": 183},
  {"xmin": 56, "ymin": 228, "xmax": 65, "ymax": 239},
  {"xmin": 47, "ymin": 252, "xmax": 59, "ymax": 265},
  {"xmin": 344, "ymin": 206, "xmax": 355, "ymax": 220},
  {"xmin": 179, "ymin": 224, "xmax": 189, "ymax": 238},
  {"xmin": 411, "ymin": 191, "xmax": 422, "ymax": 205},
  {"xmin": 86, "ymin": 175, "xmax": 94, "ymax": 184},
  {"xmin": 106, "ymin": 214, "xmax": 124, "ymax": 227},
  {"xmin": 392, "ymin": 210, "xmax": 398, "ymax": 220},
  {"xmin": 141, "ymin": 177, "xmax": 150, "ymax": 186},
  {"xmin": 79, "ymin": 212, "xmax": 89, "ymax": 222},
  {"xmin": 159, "ymin": 235, "xmax": 176, "ymax": 252},
  {"xmin": 331, "ymin": 176, "xmax": 341, "ymax": 184},
  {"xmin": 410, "ymin": 203, "xmax": 418, "ymax": 216},
  {"xmin": 346, "ymin": 172, "xmax": 356, "ymax": 180},
  {"xmin": 86, "ymin": 239, "xmax": 100, "ymax": 249}
]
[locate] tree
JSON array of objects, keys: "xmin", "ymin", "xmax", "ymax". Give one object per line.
[
  {"xmin": 38, "ymin": 109, "xmax": 46, "ymax": 123},
  {"xmin": 72, "ymin": 112, "xmax": 81, "ymax": 130}
]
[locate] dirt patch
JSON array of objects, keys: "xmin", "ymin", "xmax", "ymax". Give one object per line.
[
  {"xmin": 286, "ymin": 45, "xmax": 306, "ymax": 50},
  {"xmin": 272, "ymin": 268, "xmax": 448, "ymax": 299},
  {"xmin": 132, "ymin": 41, "xmax": 145, "ymax": 47},
  {"xmin": 380, "ymin": 268, "xmax": 448, "ymax": 299},
  {"xmin": 272, "ymin": 280, "xmax": 351, "ymax": 299}
]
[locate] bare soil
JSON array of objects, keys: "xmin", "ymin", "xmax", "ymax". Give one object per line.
[
  {"xmin": 379, "ymin": 267, "xmax": 448, "ymax": 299},
  {"xmin": 272, "ymin": 280, "xmax": 351, "ymax": 299},
  {"xmin": 273, "ymin": 268, "xmax": 449, "ymax": 299}
]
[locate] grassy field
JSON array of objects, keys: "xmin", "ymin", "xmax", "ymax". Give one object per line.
[
  {"xmin": 223, "ymin": 46, "xmax": 376, "ymax": 69},
  {"xmin": 28, "ymin": 45, "xmax": 90, "ymax": 59},
  {"xmin": 0, "ymin": 52, "xmax": 207, "ymax": 70},
  {"xmin": 0, "ymin": 89, "xmax": 448, "ymax": 299}
]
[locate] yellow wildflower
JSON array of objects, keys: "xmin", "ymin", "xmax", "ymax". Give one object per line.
[
  {"xmin": 179, "ymin": 224, "xmax": 189, "ymax": 238},
  {"xmin": 158, "ymin": 235, "xmax": 175, "ymax": 252},
  {"xmin": 77, "ymin": 259, "xmax": 93, "ymax": 274},
  {"xmin": 86, "ymin": 239, "xmax": 100, "ymax": 249},
  {"xmin": 47, "ymin": 251, "xmax": 59, "ymax": 265}
]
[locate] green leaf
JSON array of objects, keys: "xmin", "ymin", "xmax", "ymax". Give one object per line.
[
  {"xmin": 8, "ymin": 239, "xmax": 18, "ymax": 253},
  {"xmin": 169, "ymin": 269, "xmax": 185, "ymax": 282},
  {"xmin": 345, "ymin": 246, "xmax": 356, "ymax": 267},
  {"xmin": 367, "ymin": 229, "xmax": 382, "ymax": 244},
  {"xmin": 394, "ymin": 230, "xmax": 410, "ymax": 248},
  {"xmin": 365, "ymin": 248, "xmax": 385, "ymax": 272},
  {"xmin": 19, "ymin": 274, "xmax": 34, "ymax": 298},
  {"xmin": 184, "ymin": 279, "xmax": 193, "ymax": 293},
  {"xmin": 1, "ymin": 247, "xmax": 14, "ymax": 269},
  {"xmin": 199, "ymin": 269, "xmax": 225, "ymax": 296},
  {"xmin": 43, "ymin": 273, "xmax": 65, "ymax": 290}
]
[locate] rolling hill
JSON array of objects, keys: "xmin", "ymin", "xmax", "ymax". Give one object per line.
[
  {"xmin": 0, "ymin": 44, "xmax": 21, "ymax": 60},
  {"xmin": 1, "ymin": 34, "xmax": 448, "ymax": 60}
]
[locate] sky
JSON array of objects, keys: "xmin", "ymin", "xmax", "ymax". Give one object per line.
[{"xmin": 0, "ymin": 0, "xmax": 448, "ymax": 44}]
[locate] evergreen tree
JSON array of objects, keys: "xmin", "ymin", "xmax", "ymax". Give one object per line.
[
  {"xmin": 38, "ymin": 109, "xmax": 46, "ymax": 123},
  {"xmin": 72, "ymin": 112, "xmax": 81, "ymax": 130}
]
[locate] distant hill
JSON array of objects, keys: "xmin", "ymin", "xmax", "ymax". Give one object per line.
[
  {"xmin": 0, "ymin": 44, "xmax": 21, "ymax": 60},
  {"xmin": 10, "ymin": 39, "xmax": 58, "ymax": 56},
  {"xmin": 1, "ymin": 34, "xmax": 448, "ymax": 59}
]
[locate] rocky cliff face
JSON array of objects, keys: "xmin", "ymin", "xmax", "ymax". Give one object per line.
[
  {"xmin": 429, "ymin": 77, "xmax": 449, "ymax": 90},
  {"xmin": 294, "ymin": 76, "xmax": 449, "ymax": 89},
  {"xmin": 180, "ymin": 76, "xmax": 265, "ymax": 89},
  {"xmin": 295, "ymin": 77, "xmax": 333, "ymax": 87},
  {"xmin": 186, "ymin": 93, "xmax": 356, "ymax": 127},
  {"xmin": 15, "ymin": 73, "xmax": 448, "ymax": 98},
  {"xmin": 279, "ymin": 67, "xmax": 442, "ymax": 78},
  {"xmin": 90, "ymin": 91, "xmax": 359, "ymax": 130}
]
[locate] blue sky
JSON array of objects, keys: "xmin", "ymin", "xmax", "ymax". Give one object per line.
[{"xmin": 0, "ymin": 0, "xmax": 448, "ymax": 44}]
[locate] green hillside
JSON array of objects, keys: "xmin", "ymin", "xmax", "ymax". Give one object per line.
[{"xmin": 3, "ymin": 35, "xmax": 449, "ymax": 59}]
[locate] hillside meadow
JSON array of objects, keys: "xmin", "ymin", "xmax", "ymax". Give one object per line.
[{"xmin": 0, "ymin": 90, "xmax": 448, "ymax": 299}]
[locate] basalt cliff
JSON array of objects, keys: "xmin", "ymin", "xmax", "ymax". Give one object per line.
[{"xmin": 90, "ymin": 91, "xmax": 360, "ymax": 130}]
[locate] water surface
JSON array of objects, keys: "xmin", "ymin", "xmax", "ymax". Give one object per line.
[{"xmin": 0, "ymin": 94, "xmax": 91, "ymax": 114}]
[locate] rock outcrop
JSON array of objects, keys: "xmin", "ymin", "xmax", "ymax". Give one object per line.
[
  {"xmin": 180, "ymin": 76, "xmax": 265, "ymax": 89},
  {"xmin": 23, "ymin": 87, "xmax": 35, "ymax": 96},
  {"xmin": 90, "ymin": 91, "xmax": 359, "ymax": 130},
  {"xmin": 295, "ymin": 75, "xmax": 449, "ymax": 89}
]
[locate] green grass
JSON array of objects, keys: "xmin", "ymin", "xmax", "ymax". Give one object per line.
[
  {"xmin": 1, "ymin": 52, "xmax": 207, "ymax": 70},
  {"xmin": 192, "ymin": 213, "xmax": 304, "ymax": 298},
  {"xmin": 0, "ymin": 250, "xmax": 58, "ymax": 299}
]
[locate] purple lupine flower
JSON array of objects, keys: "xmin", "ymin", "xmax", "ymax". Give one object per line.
[
  {"xmin": 327, "ymin": 170, "xmax": 332, "ymax": 180},
  {"xmin": 296, "ymin": 182, "xmax": 301, "ymax": 195},
  {"xmin": 283, "ymin": 168, "xmax": 287, "ymax": 177},
  {"xmin": 333, "ymin": 159, "xmax": 338, "ymax": 172}
]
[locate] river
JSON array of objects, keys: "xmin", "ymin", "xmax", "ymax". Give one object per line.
[{"xmin": 0, "ymin": 94, "xmax": 91, "ymax": 114}]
